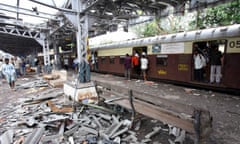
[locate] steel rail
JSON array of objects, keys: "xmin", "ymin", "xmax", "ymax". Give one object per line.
[
  {"xmin": 0, "ymin": 2, "xmax": 55, "ymax": 16},
  {"xmin": 0, "ymin": 8, "xmax": 58, "ymax": 21}
]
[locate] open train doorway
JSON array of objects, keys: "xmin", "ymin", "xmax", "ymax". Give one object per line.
[
  {"xmin": 132, "ymin": 46, "xmax": 147, "ymax": 56},
  {"xmin": 192, "ymin": 40, "xmax": 226, "ymax": 84},
  {"xmin": 132, "ymin": 46, "xmax": 148, "ymax": 78}
]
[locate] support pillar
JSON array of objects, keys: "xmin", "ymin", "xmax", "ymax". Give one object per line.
[
  {"xmin": 53, "ymin": 39, "xmax": 60, "ymax": 70},
  {"xmin": 42, "ymin": 38, "xmax": 51, "ymax": 74},
  {"xmin": 71, "ymin": 0, "xmax": 90, "ymax": 83}
]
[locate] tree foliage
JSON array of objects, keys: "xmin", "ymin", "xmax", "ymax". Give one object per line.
[
  {"xmin": 195, "ymin": 0, "xmax": 240, "ymax": 28},
  {"xmin": 132, "ymin": 17, "xmax": 178, "ymax": 37},
  {"xmin": 142, "ymin": 21, "xmax": 159, "ymax": 37},
  {"xmin": 133, "ymin": 1, "xmax": 240, "ymax": 37}
]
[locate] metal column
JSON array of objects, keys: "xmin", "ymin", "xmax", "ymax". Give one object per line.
[
  {"xmin": 43, "ymin": 38, "xmax": 50, "ymax": 66},
  {"xmin": 52, "ymin": 37, "xmax": 61, "ymax": 70},
  {"xmin": 42, "ymin": 38, "xmax": 51, "ymax": 73},
  {"xmin": 71, "ymin": 0, "xmax": 90, "ymax": 83}
]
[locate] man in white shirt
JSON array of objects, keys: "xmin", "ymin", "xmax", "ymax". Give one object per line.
[
  {"xmin": 14, "ymin": 57, "xmax": 22, "ymax": 77},
  {"xmin": 140, "ymin": 52, "xmax": 149, "ymax": 81},
  {"xmin": 2, "ymin": 58, "xmax": 16, "ymax": 90},
  {"xmin": 193, "ymin": 50, "xmax": 205, "ymax": 82}
]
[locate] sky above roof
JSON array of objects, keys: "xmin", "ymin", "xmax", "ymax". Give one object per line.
[{"xmin": 0, "ymin": 0, "xmax": 67, "ymax": 24}]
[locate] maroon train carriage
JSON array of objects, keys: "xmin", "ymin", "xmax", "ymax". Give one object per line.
[{"xmin": 90, "ymin": 24, "xmax": 240, "ymax": 94}]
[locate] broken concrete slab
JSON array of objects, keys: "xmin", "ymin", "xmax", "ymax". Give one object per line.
[
  {"xmin": 97, "ymin": 113, "xmax": 112, "ymax": 121},
  {"xmin": 47, "ymin": 100, "xmax": 73, "ymax": 113},
  {"xmin": 63, "ymin": 81, "xmax": 98, "ymax": 103},
  {"xmin": 174, "ymin": 130, "xmax": 186, "ymax": 144},
  {"xmin": 79, "ymin": 126, "xmax": 98, "ymax": 135},
  {"xmin": 144, "ymin": 126, "xmax": 161, "ymax": 139},
  {"xmin": 48, "ymin": 70, "xmax": 67, "ymax": 88},
  {"xmin": 111, "ymin": 127, "xmax": 129, "ymax": 138},
  {"xmin": 23, "ymin": 127, "xmax": 44, "ymax": 144},
  {"xmin": 0, "ymin": 129, "xmax": 14, "ymax": 144},
  {"xmin": 105, "ymin": 120, "xmax": 123, "ymax": 138}
]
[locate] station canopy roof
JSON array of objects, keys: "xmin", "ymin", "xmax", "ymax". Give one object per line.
[{"xmin": 0, "ymin": 0, "xmax": 234, "ymax": 56}]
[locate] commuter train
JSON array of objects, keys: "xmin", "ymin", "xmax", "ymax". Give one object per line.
[{"xmin": 90, "ymin": 24, "xmax": 240, "ymax": 93}]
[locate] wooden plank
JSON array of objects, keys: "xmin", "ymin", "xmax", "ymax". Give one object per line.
[
  {"xmin": 132, "ymin": 90, "xmax": 194, "ymax": 115},
  {"xmin": 95, "ymin": 80, "xmax": 212, "ymax": 141},
  {"xmin": 96, "ymin": 81, "xmax": 193, "ymax": 114},
  {"xmin": 99, "ymin": 91, "xmax": 194, "ymax": 133}
]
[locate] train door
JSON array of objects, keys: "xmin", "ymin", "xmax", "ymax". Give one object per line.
[
  {"xmin": 132, "ymin": 46, "xmax": 148, "ymax": 56},
  {"xmin": 132, "ymin": 46, "xmax": 148, "ymax": 78},
  {"xmin": 192, "ymin": 40, "xmax": 226, "ymax": 83}
]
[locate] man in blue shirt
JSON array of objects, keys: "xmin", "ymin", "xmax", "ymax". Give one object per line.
[{"xmin": 2, "ymin": 58, "xmax": 16, "ymax": 90}]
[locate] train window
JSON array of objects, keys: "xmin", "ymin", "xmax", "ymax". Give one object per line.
[
  {"xmin": 119, "ymin": 56, "xmax": 125, "ymax": 64},
  {"xmin": 101, "ymin": 57, "xmax": 106, "ymax": 64},
  {"xmin": 110, "ymin": 56, "xmax": 115, "ymax": 64},
  {"xmin": 156, "ymin": 55, "xmax": 168, "ymax": 66}
]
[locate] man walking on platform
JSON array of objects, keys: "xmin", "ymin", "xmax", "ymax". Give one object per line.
[{"xmin": 2, "ymin": 58, "xmax": 16, "ymax": 90}]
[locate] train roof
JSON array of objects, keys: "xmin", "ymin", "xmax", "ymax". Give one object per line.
[{"xmin": 91, "ymin": 24, "xmax": 240, "ymax": 50}]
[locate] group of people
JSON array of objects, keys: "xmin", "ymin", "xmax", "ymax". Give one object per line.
[
  {"xmin": 124, "ymin": 51, "xmax": 149, "ymax": 81},
  {"xmin": 193, "ymin": 44, "xmax": 223, "ymax": 84},
  {"xmin": 0, "ymin": 56, "xmax": 27, "ymax": 90}
]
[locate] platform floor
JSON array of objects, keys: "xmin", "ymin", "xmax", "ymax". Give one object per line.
[
  {"xmin": 90, "ymin": 72, "xmax": 240, "ymax": 144},
  {"xmin": 0, "ymin": 71, "xmax": 239, "ymax": 144}
]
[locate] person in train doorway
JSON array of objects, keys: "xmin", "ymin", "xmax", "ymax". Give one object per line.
[
  {"xmin": 1, "ymin": 58, "xmax": 16, "ymax": 90},
  {"xmin": 131, "ymin": 51, "xmax": 140, "ymax": 81},
  {"xmin": 140, "ymin": 52, "xmax": 149, "ymax": 81},
  {"xmin": 210, "ymin": 44, "xmax": 223, "ymax": 84},
  {"xmin": 63, "ymin": 58, "xmax": 69, "ymax": 71},
  {"xmin": 193, "ymin": 50, "xmax": 206, "ymax": 82},
  {"xmin": 124, "ymin": 53, "xmax": 132, "ymax": 80}
]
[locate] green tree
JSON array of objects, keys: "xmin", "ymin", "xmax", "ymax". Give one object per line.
[
  {"xmin": 133, "ymin": 20, "xmax": 160, "ymax": 37},
  {"xmin": 194, "ymin": 0, "xmax": 240, "ymax": 28},
  {"xmin": 132, "ymin": 17, "xmax": 180, "ymax": 37}
]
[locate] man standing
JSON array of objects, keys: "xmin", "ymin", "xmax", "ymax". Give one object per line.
[
  {"xmin": 124, "ymin": 53, "xmax": 132, "ymax": 80},
  {"xmin": 2, "ymin": 58, "xmax": 16, "ymax": 90},
  {"xmin": 131, "ymin": 51, "xmax": 140, "ymax": 79},
  {"xmin": 140, "ymin": 52, "xmax": 149, "ymax": 81},
  {"xmin": 210, "ymin": 45, "xmax": 223, "ymax": 84},
  {"xmin": 193, "ymin": 50, "xmax": 205, "ymax": 82}
]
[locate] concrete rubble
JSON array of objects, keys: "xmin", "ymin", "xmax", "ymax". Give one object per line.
[{"xmin": 0, "ymin": 79, "xmax": 193, "ymax": 144}]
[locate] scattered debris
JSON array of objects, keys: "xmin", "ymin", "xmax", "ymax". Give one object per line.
[
  {"xmin": 226, "ymin": 110, "xmax": 240, "ymax": 116},
  {"xmin": 145, "ymin": 126, "xmax": 161, "ymax": 139},
  {"xmin": 48, "ymin": 70, "xmax": 67, "ymax": 88},
  {"xmin": 47, "ymin": 100, "xmax": 73, "ymax": 113},
  {"xmin": 0, "ymin": 129, "xmax": 14, "ymax": 144},
  {"xmin": 16, "ymin": 79, "xmax": 48, "ymax": 89},
  {"xmin": 184, "ymin": 88, "xmax": 195, "ymax": 94},
  {"xmin": 0, "ymin": 77, "xmax": 198, "ymax": 144}
]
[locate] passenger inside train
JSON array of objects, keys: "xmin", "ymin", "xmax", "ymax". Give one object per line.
[{"xmin": 192, "ymin": 41, "xmax": 225, "ymax": 84}]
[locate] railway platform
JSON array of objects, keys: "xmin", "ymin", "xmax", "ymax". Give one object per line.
[
  {"xmin": 90, "ymin": 72, "xmax": 240, "ymax": 144},
  {"xmin": 0, "ymin": 71, "xmax": 239, "ymax": 144}
]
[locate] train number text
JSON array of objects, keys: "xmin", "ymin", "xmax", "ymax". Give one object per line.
[{"xmin": 229, "ymin": 40, "xmax": 240, "ymax": 48}]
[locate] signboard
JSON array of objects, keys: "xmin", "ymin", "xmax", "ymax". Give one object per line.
[
  {"xmin": 152, "ymin": 44, "xmax": 161, "ymax": 53},
  {"xmin": 161, "ymin": 43, "xmax": 184, "ymax": 54},
  {"xmin": 178, "ymin": 64, "xmax": 189, "ymax": 71}
]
